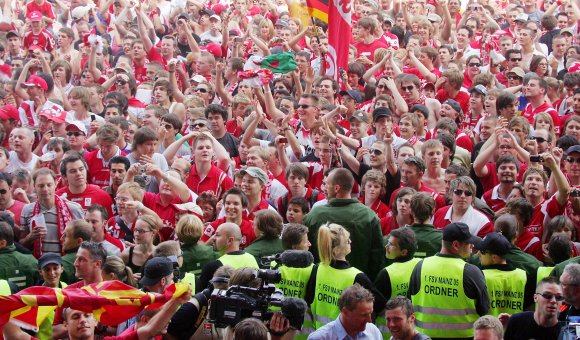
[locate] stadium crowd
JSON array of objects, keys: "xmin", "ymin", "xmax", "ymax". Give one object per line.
[{"xmin": 0, "ymin": 0, "xmax": 580, "ymax": 337}]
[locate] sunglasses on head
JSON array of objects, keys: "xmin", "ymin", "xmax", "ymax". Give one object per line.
[
  {"xmin": 67, "ymin": 131, "xmax": 84, "ymax": 137},
  {"xmin": 453, "ymin": 189, "xmax": 473, "ymax": 196},
  {"xmin": 369, "ymin": 148, "xmax": 383, "ymax": 156},
  {"xmin": 195, "ymin": 88, "xmax": 208, "ymax": 93},
  {"xmin": 536, "ymin": 292, "xmax": 565, "ymax": 301}
]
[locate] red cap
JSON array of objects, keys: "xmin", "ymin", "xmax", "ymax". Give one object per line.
[
  {"xmin": 27, "ymin": 11, "xmax": 43, "ymax": 21},
  {"xmin": 569, "ymin": 62, "xmax": 580, "ymax": 73},
  {"xmin": 23, "ymin": 75, "xmax": 48, "ymax": 91},
  {"xmin": 201, "ymin": 43, "xmax": 222, "ymax": 58},
  {"xmin": 0, "ymin": 105, "xmax": 20, "ymax": 121},
  {"xmin": 212, "ymin": 3, "xmax": 227, "ymax": 14},
  {"xmin": 39, "ymin": 108, "xmax": 67, "ymax": 123}
]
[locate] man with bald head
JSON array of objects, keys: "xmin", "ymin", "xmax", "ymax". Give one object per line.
[
  {"xmin": 6, "ymin": 127, "xmax": 39, "ymax": 174},
  {"xmin": 199, "ymin": 222, "xmax": 259, "ymax": 288}
]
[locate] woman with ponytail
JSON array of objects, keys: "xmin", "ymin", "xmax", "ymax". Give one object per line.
[
  {"xmin": 304, "ymin": 223, "xmax": 385, "ymax": 331},
  {"xmin": 102, "ymin": 255, "xmax": 138, "ymax": 288}
]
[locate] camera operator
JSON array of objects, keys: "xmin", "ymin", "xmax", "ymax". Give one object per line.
[
  {"xmin": 166, "ymin": 266, "xmax": 234, "ymax": 340},
  {"xmin": 200, "ymin": 222, "xmax": 259, "ymax": 288}
]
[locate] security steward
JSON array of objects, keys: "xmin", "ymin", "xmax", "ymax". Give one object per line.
[
  {"xmin": 408, "ymin": 222, "xmax": 490, "ymax": 340},
  {"xmin": 199, "ymin": 223, "xmax": 259, "ymax": 288},
  {"xmin": 374, "ymin": 227, "xmax": 421, "ymax": 338},
  {"xmin": 477, "ymin": 232, "xmax": 533, "ymax": 317}
]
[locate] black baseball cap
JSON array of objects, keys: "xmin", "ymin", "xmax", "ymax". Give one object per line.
[
  {"xmin": 38, "ymin": 253, "xmax": 63, "ymax": 269},
  {"xmin": 339, "ymin": 89, "xmax": 363, "ymax": 103},
  {"xmin": 443, "ymin": 222, "xmax": 480, "ymax": 244},
  {"xmin": 140, "ymin": 257, "xmax": 173, "ymax": 286},
  {"xmin": 443, "ymin": 99, "xmax": 463, "ymax": 115},
  {"xmin": 474, "ymin": 232, "xmax": 511, "ymax": 256},
  {"xmin": 372, "ymin": 106, "xmax": 392, "ymax": 122},
  {"xmin": 567, "ymin": 145, "xmax": 580, "ymax": 155}
]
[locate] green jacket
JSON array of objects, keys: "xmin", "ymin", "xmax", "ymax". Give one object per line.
[
  {"xmin": 61, "ymin": 248, "xmax": 80, "ymax": 285},
  {"xmin": 304, "ymin": 198, "xmax": 385, "ymax": 280},
  {"xmin": 471, "ymin": 244, "xmax": 542, "ymax": 283},
  {"xmin": 181, "ymin": 244, "xmax": 218, "ymax": 276},
  {"xmin": 550, "ymin": 256, "xmax": 580, "ymax": 278},
  {"xmin": 407, "ymin": 223, "xmax": 443, "ymax": 258},
  {"xmin": 244, "ymin": 237, "xmax": 284, "ymax": 266},
  {"xmin": 0, "ymin": 245, "xmax": 39, "ymax": 291}
]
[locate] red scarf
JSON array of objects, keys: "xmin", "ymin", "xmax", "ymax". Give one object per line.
[
  {"xmin": 32, "ymin": 196, "xmax": 74, "ymax": 258},
  {"xmin": 407, "ymin": 134, "xmax": 419, "ymax": 145}
]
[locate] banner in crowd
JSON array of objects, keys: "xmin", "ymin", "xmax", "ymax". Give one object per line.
[
  {"xmin": 0, "ymin": 281, "xmax": 189, "ymax": 331},
  {"xmin": 325, "ymin": 0, "xmax": 352, "ymax": 80}
]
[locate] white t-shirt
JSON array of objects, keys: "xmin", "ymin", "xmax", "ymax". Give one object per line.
[{"xmin": 6, "ymin": 151, "xmax": 39, "ymax": 174}]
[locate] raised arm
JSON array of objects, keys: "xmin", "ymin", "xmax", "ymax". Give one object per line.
[
  {"xmin": 137, "ymin": 289, "xmax": 193, "ymax": 340},
  {"xmin": 473, "ymin": 127, "xmax": 500, "ymax": 178},
  {"xmin": 136, "ymin": 5, "xmax": 154, "ymax": 53},
  {"xmin": 543, "ymin": 149, "xmax": 570, "ymax": 206},
  {"xmin": 149, "ymin": 165, "xmax": 191, "ymax": 202},
  {"xmin": 163, "ymin": 131, "xmax": 199, "ymax": 164},
  {"xmin": 215, "ymin": 61, "xmax": 234, "ymax": 105}
]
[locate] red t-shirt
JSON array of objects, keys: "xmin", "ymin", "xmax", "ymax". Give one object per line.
[
  {"xmin": 527, "ymin": 194, "xmax": 566, "ymax": 237},
  {"xmin": 142, "ymin": 192, "xmax": 192, "ymax": 241},
  {"xmin": 201, "ymin": 216, "xmax": 256, "ymax": 248},
  {"xmin": 84, "ymin": 149, "xmax": 126, "ymax": 188},
  {"xmin": 26, "ymin": 0, "xmax": 55, "ymax": 24},
  {"xmin": 404, "ymin": 67, "xmax": 442, "ymax": 80},
  {"xmin": 380, "ymin": 214, "xmax": 400, "ymax": 236},
  {"xmin": 432, "ymin": 205, "xmax": 494, "ymax": 238},
  {"xmin": 8, "ymin": 199, "xmax": 26, "ymax": 226},
  {"xmin": 56, "ymin": 184, "xmax": 114, "ymax": 218},
  {"xmin": 390, "ymin": 183, "xmax": 446, "ymax": 211},
  {"xmin": 482, "ymin": 185, "xmax": 508, "ymax": 212},
  {"xmin": 522, "ymin": 101, "xmax": 560, "ymax": 134},
  {"xmin": 478, "ymin": 162, "xmax": 528, "ymax": 193},
  {"xmin": 435, "ymin": 89, "xmax": 470, "ymax": 115},
  {"xmin": 186, "ymin": 164, "xmax": 233, "ymax": 199},
  {"xmin": 354, "ymin": 39, "xmax": 388, "ymax": 61},
  {"xmin": 358, "ymin": 196, "xmax": 391, "ymax": 219},
  {"xmin": 514, "ymin": 229, "xmax": 542, "ymax": 260},
  {"xmin": 107, "ymin": 217, "xmax": 136, "ymax": 241},
  {"xmin": 22, "ymin": 29, "xmax": 56, "ymax": 51},
  {"xmin": 132, "ymin": 47, "xmax": 164, "ymax": 83}
]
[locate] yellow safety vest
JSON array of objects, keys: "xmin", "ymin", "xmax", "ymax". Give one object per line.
[
  {"xmin": 0, "ymin": 280, "xmax": 10, "ymax": 296},
  {"xmin": 218, "ymin": 253, "xmax": 259, "ymax": 269},
  {"xmin": 536, "ymin": 266, "xmax": 554, "ymax": 284},
  {"xmin": 376, "ymin": 257, "xmax": 422, "ymax": 339},
  {"xmin": 310, "ymin": 264, "xmax": 361, "ymax": 330},
  {"xmin": 483, "ymin": 268, "xmax": 526, "ymax": 316},
  {"xmin": 182, "ymin": 272, "xmax": 197, "ymax": 294},
  {"xmin": 412, "ymin": 256, "xmax": 479, "ymax": 338}
]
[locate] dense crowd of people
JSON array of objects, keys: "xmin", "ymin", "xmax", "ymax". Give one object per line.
[{"xmin": 0, "ymin": 0, "xmax": 580, "ymax": 337}]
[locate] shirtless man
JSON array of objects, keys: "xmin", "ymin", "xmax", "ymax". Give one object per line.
[{"xmin": 421, "ymin": 139, "xmax": 446, "ymax": 194}]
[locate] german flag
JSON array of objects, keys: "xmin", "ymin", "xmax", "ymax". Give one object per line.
[
  {"xmin": 307, "ymin": 0, "xmax": 329, "ymax": 23},
  {"xmin": 0, "ymin": 281, "xmax": 189, "ymax": 331}
]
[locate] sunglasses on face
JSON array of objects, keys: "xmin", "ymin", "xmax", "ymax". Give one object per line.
[
  {"xmin": 163, "ymin": 123, "xmax": 174, "ymax": 130},
  {"xmin": 0, "ymin": 189, "xmax": 7, "ymax": 194},
  {"xmin": 298, "ymin": 104, "xmax": 312, "ymax": 109},
  {"xmin": 469, "ymin": 62, "xmax": 481, "ymax": 67},
  {"xmin": 567, "ymin": 158, "xmax": 580, "ymax": 163},
  {"xmin": 508, "ymin": 76, "xmax": 522, "ymax": 80},
  {"xmin": 536, "ymin": 292, "xmax": 565, "ymax": 301},
  {"xmin": 533, "ymin": 136, "xmax": 547, "ymax": 143},
  {"xmin": 453, "ymin": 189, "xmax": 473, "ymax": 196},
  {"xmin": 369, "ymin": 148, "xmax": 383, "ymax": 156},
  {"xmin": 510, "ymin": 58, "xmax": 522, "ymax": 62},
  {"xmin": 195, "ymin": 88, "xmax": 208, "ymax": 93},
  {"xmin": 377, "ymin": 84, "xmax": 388, "ymax": 89},
  {"xmin": 67, "ymin": 131, "xmax": 84, "ymax": 137},
  {"xmin": 401, "ymin": 85, "xmax": 415, "ymax": 92},
  {"xmin": 192, "ymin": 123, "xmax": 206, "ymax": 128},
  {"xmin": 116, "ymin": 80, "xmax": 127, "ymax": 86}
]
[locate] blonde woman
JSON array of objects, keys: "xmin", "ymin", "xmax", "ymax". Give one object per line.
[
  {"xmin": 102, "ymin": 255, "xmax": 138, "ymax": 288},
  {"xmin": 305, "ymin": 223, "xmax": 385, "ymax": 330},
  {"xmin": 121, "ymin": 214, "xmax": 162, "ymax": 277}
]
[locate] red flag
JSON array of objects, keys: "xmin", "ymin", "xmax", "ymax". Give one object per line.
[
  {"xmin": 325, "ymin": 0, "xmax": 352, "ymax": 81},
  {"xmin": 0, "ymin": 281, "xmax": 189, "ymax": 331}
]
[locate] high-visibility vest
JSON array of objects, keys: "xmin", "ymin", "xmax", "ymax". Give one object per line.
[
  {"xmin": 218, "ymin": 252, "xmax": 259, "ymax": 269},
  {"xmin": 536, "ymin": 266, "xmax": 554, "ymax": 284},
  {"xmin": 0, "ymin": 280, "xmax": 10, "ymax": 296},
  {"xmin": 310, "ymin": 264, "xmax": 361, "ymax": 330},
  {"xmin": 376, "ymin": 257, "xmax": 422, "ymax": 339},
  {"xmin": 274, "ymin": 264, "xmax": 315, "ymax": 339},
  {"xmin": 182, "ymin": 272, "xmax": 197, "ymax": 294},
  {"xmin": 412, "ymin": 256, "xmax": 479, "ymax": 338},
  {"xmin": 483, "ymin": 268, "xmax": 526, "ymax": 316}
]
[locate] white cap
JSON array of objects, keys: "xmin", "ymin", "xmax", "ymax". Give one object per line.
[
  {"xmin": 65, "ymin": 121, "xmax": 88, "ymax": 135},
  {"xmin": 209, "ymin": 14, "xmax": 221, "ymax": 22}
]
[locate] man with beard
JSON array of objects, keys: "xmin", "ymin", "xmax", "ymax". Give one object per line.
[
  {"xmin": 102, "ymin": 156, "xmax": 130, "ymax": 202},
  {"xmin": 482, "ymin": 155, "xmax": 519, "ymax": 212},
  {"xmin": 504, "ymin": 277, "xmax": 564, "ymax": 339}
]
